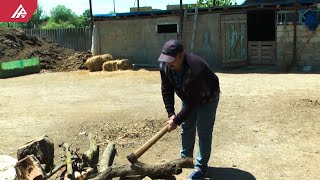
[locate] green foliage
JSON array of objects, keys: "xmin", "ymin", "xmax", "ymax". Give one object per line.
[
  {"xmin": 79, "ymin": 9, "xmax": 91, "ymax": 28},
  {"xmin": 26, "ymin": 6, "xmax": 45, "ymax": 28},
  {"xmin": 49, "ymin": 5, "xmax": 81, "ymax": 27},
  {"xmin": 42, "ymin": 19, "xmax": 77, "ymax": 29}
]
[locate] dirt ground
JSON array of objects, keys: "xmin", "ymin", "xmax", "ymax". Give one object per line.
[{"xmin": 0, "ymin": 70, "xmax": 319, "ymax": 180}]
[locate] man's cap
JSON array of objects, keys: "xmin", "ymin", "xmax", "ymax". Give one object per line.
[{"xmin": 158, "ymin": 39, "xmax": 184, "ymax": 63}]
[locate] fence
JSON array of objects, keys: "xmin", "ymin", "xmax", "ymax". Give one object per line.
[{"xmin": 25, "ymin": 28, "xmax": 92, "ymax": 52}]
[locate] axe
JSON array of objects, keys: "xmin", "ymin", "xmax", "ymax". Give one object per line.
[{"xmin": 127, "ymin": 124, "xmax": 169, "ymax": 164}]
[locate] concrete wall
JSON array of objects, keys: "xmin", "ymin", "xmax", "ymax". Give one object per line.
[
  {"xmin": 183, "ymin": 14, "xmax": 222, "ymax": 68},
  {"xmin": 277, "ymin": 25, "xmax": 320, "ymax": 67},
  {"xmin": 167, "ymin": 4, "xmax": 197, "ymax": 10},
  {"xmin": 94, "ymin": 13, "xmax": 222, "ymax": 68},
  {"xmin": 130, "ymin": 7, "xmax": 152, "ymax": 12}
]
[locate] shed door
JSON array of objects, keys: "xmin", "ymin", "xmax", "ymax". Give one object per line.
[{"xmin": 221, "ymin": 14, "xmax": 247, "ymax": 66}]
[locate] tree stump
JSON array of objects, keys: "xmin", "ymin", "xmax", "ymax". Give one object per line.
[
  {"xmin": 17, "ymin": 135, "xmax": 54, "ymax": 173},
  {"xmin": 83, "ymin": 133, "xmax": 99, "ymax": 171},
  {"xmin": 15, "ymin": 155, "xmax": 45, "ymax": 180}
]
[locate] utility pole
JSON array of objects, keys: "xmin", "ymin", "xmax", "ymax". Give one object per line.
[
  {"xmin": 180, "ymin": 0, "xmax": 183, "ymax": 41},
  {"xmin": 113, "ymin": 0, "xmax": 116, "ymax": 13},
  {"xmin": 137, "ymin": 0, "xmax": 140, "ymax": 12},
  {"xmin": 292, "ymin": 0, "xmax": 298, "ymax": 69},
  {"xmin": 89, "ymin": 0, "xmax": 93, "ymax": 30}
]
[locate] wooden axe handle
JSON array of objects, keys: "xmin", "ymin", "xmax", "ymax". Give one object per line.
[{"xmin": 132, "ymin": 124, "xmax": 169, "ymax": 160}]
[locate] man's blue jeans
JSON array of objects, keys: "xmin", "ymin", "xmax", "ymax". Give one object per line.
[{"xmin": 180, "ymin": 94, "xmax": 220, "ymax": 172}]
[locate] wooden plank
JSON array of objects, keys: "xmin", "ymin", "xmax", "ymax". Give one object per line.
[
  {"xmin": 67, "ymin": 28, "xmax": 71, "ymax": 49},
  {"xmin": 77, "ymin": 28, "xmax": 81, "ymax": 51},
  {"xmin": 221, "ymin": 14, "xmax": 246, "ymax": 21},
  {"xmin": 249, "ymin": 41, "xmax": 276, "ymax": 65},
  {"xmin": 221, "ymin": 21, "xmax": 226, "ymax": 63},
  {"xmin": 74, "ymin": 28, "xmax": 79, "ymax": 51},
  {"xmin": 79, "ymin": 28, "xmax": 83, "ymax": 51},
  {"xmin": 225, "ymin": 22, "xmax": 247, "ymax": 63},
  {"xmin": 83, "ymin": 28, "xmax": 87, "ymax": 51},
  {"xmin": 261, "ymin": 41, "xmax": 275, "ymax": 45}
]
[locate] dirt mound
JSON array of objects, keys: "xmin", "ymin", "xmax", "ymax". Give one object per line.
[
  {"xmin": 77, "ymin": 119, "xmax": 164, "ymax": 148},
  {"xmin": 59, "ymin": 52, "xmax": 92, "ymax": 71},
  {"xmin": 0, "ymin": 28, "xmax": 91, "ymax": 71}
]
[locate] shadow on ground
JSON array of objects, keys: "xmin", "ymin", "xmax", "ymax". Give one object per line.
[{"xmin": 205, "ymin": 167, "xmax": 256, "ymax": 180}]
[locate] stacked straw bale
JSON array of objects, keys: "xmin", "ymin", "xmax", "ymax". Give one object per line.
[
  {"xmin": 102, "ymin": 59, "xmax": 133, "ymax": 71},
  {"xmin": 84, "ymin": 54, "xmax": 113, "ymax": 72}
]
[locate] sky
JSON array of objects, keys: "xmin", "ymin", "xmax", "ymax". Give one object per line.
[{"xmin": 38, "ymin": 0, "xmax": 246, "ymax": 16}]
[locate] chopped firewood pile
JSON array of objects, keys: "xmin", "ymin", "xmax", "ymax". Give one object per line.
[{"xmin": 14, "ymin": 134, "xmax": 193, "ymax": 180}]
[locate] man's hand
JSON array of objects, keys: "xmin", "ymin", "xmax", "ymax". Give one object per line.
[{"xmin": 167, "ymin": 115, "xmax": 177, "ymax": 132}]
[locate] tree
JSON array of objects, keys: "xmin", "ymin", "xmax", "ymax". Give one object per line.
[
  {"xmin": 197, "ymin": 0, "xmax": 237, "ymax": 7},
  {"xmin": 79, "ymin": 9, "xmax": 91, "ymax": 28},
  {"xmin": 42, "ymin": 5, "xmax": 81, "ymax": 29},
  {"xmin": 26, "ymin": 6, "xmax": 45, "ymax": 28}
]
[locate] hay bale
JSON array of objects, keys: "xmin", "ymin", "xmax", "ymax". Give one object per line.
[
  {"xmin": 100, "ymin": 54, "xmax": 113, "ymax": 61},
  {"xmin": 85, "ymin": 54, "xmax": 114, "ymax": 72},
  {"xmin": 112, "ymin": 61, "xmax": 117, "ymax": 71},
  {"xmin": 102, "ymin": 59, "xmax": 133, "ymax": 71},
  {"xmin": 102, "ymin": 61, "xmax": 114, "ymax": 71},
  {"xmin": 116, "ymin": 59, "xmax": 133, "ymax": 70},
  {"xmin": 116, "ymin": 60, "xmax": 126, "ymax": 70},
  {"xmin": 85, "ymin": 56, "xmax": 106, "ymax": 72}
]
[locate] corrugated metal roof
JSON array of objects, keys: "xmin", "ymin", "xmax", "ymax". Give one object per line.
[
  {"xmin": 93, "ymin": 10, "xmax": 174, "ymax": 18},
  {"xmin": 243, "ymin": 0, "xmax": 320, "ymax": 5}
]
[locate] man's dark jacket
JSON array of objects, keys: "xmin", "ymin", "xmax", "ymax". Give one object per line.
[{"xmin": 160, "ymin": 52, "xmax": 220, "ymax": 125}]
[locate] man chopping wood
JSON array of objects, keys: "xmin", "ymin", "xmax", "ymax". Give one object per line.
[{"xmin": 158, "ymin": 39, "xmax": 220, "ymax": 180}]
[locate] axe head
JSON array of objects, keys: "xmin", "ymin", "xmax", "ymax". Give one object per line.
[{"xmin": 127, "ymin": 153, "xmax": 138, "ymax": 164}]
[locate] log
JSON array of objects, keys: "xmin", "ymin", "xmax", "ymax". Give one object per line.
[
  {"xmin": 83, "ymin": 133, "xmax": 99, "ymax": 170},
  {"xmin": 17, "ymin": 135, "xmax": 54, "ymax": 173},
  {"xmin": 45, "ymin": 162, "xmax": 66, "ymax": 178},
  {"xmin": 15, "ymin": 154, "xmax": 45, "ymax": 180},
  {"xmin": 61, "ymin": 143, "xmax": 73, "ymax": 179},
  {"xmin": 89, "ymin": 158, "xmax": 193, "ymax": 180},
  {"xmin": 99, "ymin": 142, "xmax": 116, "ymax": 172}
]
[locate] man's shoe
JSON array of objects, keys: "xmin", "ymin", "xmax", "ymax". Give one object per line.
[{"xmin": 187, "ymin": 169, "xmax": 206, "ymax": 180}]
